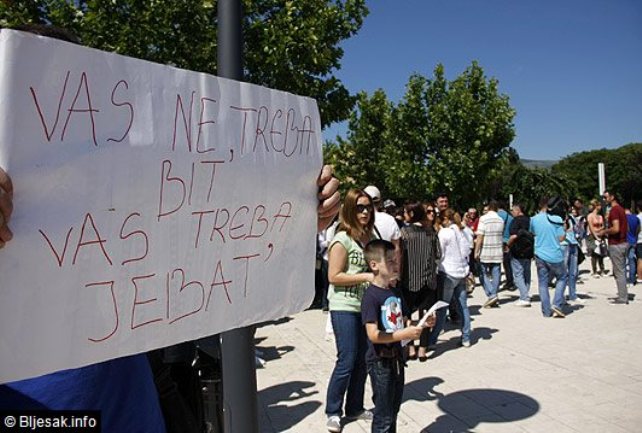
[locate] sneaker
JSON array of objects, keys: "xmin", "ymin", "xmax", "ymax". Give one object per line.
[
  {"xmin": 326, "ymin": 416, "xmax": 342, "ymax": 432},
  {"xmin": 461, "ymin": 340, "xmax": 471, "ymax": 348},
  {"xmin": 592, "ymin": 273, "xmax": 601, "ymax": 279},
  {"xmin": 609, "ymin": 299, "xmax": 629, "ymax": 305},
  {"xmin": 567, "ymin": 298, "xmax": 585, "ymax": 305},
  {"xmin": 346, "ymin": 409, "xmax": 373, "ymax": 422},
  {"xmin": 483, "ymin": 297, "xmax": 499, "ymax": 308},
  {"xmin": 551, "ymin": 306, "xmax": 566, "ymax": 318},
  {"xmin": 514, "ymin": 299, "xmax": 531, "ymax": 307}
]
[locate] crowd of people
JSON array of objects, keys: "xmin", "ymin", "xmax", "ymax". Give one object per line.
[
  {"xmin": 316, "ymin": 185, "xmax": 642, "ymax": 432},
  {"xmin": 4, "ymin": 23, "xmax": 641, "ymax": 433}
]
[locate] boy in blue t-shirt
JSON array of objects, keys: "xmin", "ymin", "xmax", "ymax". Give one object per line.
[{"xmin": 361, "ymin": 240, "xmax": 434, "ymax": 433}]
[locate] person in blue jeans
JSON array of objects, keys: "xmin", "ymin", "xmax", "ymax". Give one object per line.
[
  {"xmin": 507, "ymin": 204, "xmax": 533, "ymax": 307},
  {"xmin": 530, "ymin": 197, "xmax": 568, "ymax": 318},
  {"xmin": 428, "ymin": 209, "xmax": 472, "ymax": 348},
  {"xmin": 474, "ymin": 201, "xmax": 505, "ymax": 308},
  {"xmin": 361, "ymin": 240, "xmax": 433, "ymax": 433},
  {"xmin": 625, "ymin": 209, "xmax": 640, "ymax": 285},
  {"xmin": 325, "ymin": 189, "xmax": 379, "ymax": 432},
  {"xmin": 564, "ymin": 211, "xmax": 582, "ymax": 304}
]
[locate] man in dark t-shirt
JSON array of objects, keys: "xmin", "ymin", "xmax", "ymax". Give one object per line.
[
  {"xmin": 507, "ymin": 204, "xmax": 533, "ymax": 306},
  {"xmin": 599, "ymin": 191, "xmax": 629, "ymax": 304}
]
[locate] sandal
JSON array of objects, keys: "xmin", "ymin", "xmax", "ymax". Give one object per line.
[
  {"xmin": 417, "ymin": 346, "xmax": 428, "ymax": 362},
  {"xmin": 407, "ymin": 344, "xmax": 417, "ymax": 360}
]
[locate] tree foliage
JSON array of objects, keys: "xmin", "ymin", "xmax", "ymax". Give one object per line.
[
  {"xmin": 324, "ymin": 89, "xmax": 392, "ymax": 194},
  {"xmin": 552, "ymin": 143, "xmax": 642, "ymax": 207},
  {"xmin": 326, "ymin": 62, "xmax": 516, "ymax": 208},
  {"xmin": 0, "ymin": 0, "xmax": 368, "ymax": 127},
  {"xmin": 488, "ymin": 158, "xmax": 577, "ymax": 214}
]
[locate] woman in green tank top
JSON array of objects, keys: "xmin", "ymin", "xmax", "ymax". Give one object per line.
[{"xmin": 325, "ymin": 189, "xmax": 378, "ymax": 429}]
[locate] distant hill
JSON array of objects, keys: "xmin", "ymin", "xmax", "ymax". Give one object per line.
[{"xmin": 520, "ymin": 159, "xmax": 558, "ymax": 169}]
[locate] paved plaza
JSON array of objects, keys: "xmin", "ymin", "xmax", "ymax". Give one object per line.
[{"xmin": 256, "ymin": 260, "xmax": 642, "ymax": 433}]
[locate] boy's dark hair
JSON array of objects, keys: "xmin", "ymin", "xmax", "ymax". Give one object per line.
[
  {"xmin": 364, "ymin": 239, "xmax": 395, "ymax": 269},
  {"xmin": 487, "ymin": 200, "xmax": 499, "ymax": 212}
]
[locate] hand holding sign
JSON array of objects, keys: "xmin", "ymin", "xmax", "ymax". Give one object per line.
[{"xmin": 0, "ymin": 167, "xmax": 13, "ymax": 248}]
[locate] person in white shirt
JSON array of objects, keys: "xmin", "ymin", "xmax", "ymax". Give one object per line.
[
  {"xmin": 427, "ymin": 209, "xmax": 472, "ymax": 348},
  {"xmin": 364, "ymin": 185, "xmax": 401, "ymax": 260},
  {"xmin": 474, "ymin": 200, "xmax": 505, "ymax": 308}
]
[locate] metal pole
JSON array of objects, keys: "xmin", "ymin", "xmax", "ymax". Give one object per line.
[
  {"xmin": 598, "ymin": 163, "xmax": 606, "ymax": 196},
  {"xmin": 217, "ymin": 2, "xmax": 259, "ymax": 432}
]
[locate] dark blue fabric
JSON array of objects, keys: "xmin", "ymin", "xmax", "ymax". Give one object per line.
[
  {"xmin": 361, "ymin": 285, "xmax": 409, "ymax": 364},
  {"xmin": 0, "ymin": 355, "xmax": 165, "ymax": 433},
  {"xmin": 626, "ymin": 214, "xmax": 639, "ymax": 245},
  {"xmin": 368, "ymin": 358, "xmax": 404, "ymax": 433},
  {"xmin": 325, "ymin": 311, "xmax": 368, "ymax": 418}
]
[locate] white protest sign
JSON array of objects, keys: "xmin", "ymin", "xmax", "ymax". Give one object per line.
[{"xmin": 0, "ymin": 30, "xmax": 322, "ymax": 383}]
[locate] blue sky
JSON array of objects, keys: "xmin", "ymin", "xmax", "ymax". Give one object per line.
[{"xmin": 323, "ymin": 0, "xmax": 642, "ymax": 161}]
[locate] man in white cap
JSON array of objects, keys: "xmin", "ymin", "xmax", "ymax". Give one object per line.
[{"xmin": 364, "ymin": 185, "xmax": 401, "ymax": 258}]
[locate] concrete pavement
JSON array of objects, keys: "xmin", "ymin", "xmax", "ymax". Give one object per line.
[{"xmin": 255, "ymin": 260, "xmax": 642, "ymax": 432}]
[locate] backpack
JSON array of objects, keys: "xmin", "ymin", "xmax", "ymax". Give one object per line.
[
  {"xmin": 547, "ymin": 197, "xmax": 568, "ymax": 220},
  {"xmin": 511, "ymin": 228, "xmax": 534, "ymax": 259}
]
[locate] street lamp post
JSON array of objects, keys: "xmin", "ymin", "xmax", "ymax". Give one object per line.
[{"xmin": 217, "ymin": 2, "xmax": 259, "ymax": 432}]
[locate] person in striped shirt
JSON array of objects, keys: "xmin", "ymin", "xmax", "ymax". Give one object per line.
[{"xmin": 474, "ymin": 200, "xmax": 505, "ymax": 308}]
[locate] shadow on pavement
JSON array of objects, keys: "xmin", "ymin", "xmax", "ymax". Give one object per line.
[
  {"xmin": 256, "ymin": 345, "xmax": 295, "ymax": 362},
  {"xmin": 258, "ymin": 381, "xmax": 321, "ymax": 432},
  {"xmin": 427, "ymin": 327, "xmax": 498, "ymax": 359},
  {"xmin": 470, "ymin": 326, "xmax": 498, "ymax": 345},
  {"xmin": 414, "ymin": 387, "xmax": 540, "ymax": 433},
  {"xmin": 402, "ymin": 376, "xmax": 445, "ymax": 403}
]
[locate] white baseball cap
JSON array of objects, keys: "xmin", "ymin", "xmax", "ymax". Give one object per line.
[{"xmin": 363, "ymin": 185, "xmax": 381, "ymax": 201}]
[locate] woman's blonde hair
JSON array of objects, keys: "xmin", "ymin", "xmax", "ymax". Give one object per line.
[
  {"xmin": 337, "ymin": 189, "xmax": 375, "ymax": 240},
  {"xmin": 439, "ymin": 208, "xmax": 463, "ymax": 229},
  {"xmin": 590, "ymin": 198, "xmax": 601, "ymax": 208}
]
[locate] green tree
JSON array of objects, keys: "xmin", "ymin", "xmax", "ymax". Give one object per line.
[
  {"xmin": 552, "ymin": 143, "xmax": 642, "ymax": 206},
  {"xmin": 0, "ymin": 0, "xmax": 368, "ymax": 127},
  {"xmin": 492, "ymin": 162, "xmax": 577, "ymax": 214},
  {"xmin": 324, "ymin": 89, "xmax": 392, "ymax": 194},
  {"xmin": 326, "ymin": 62, "xmax": 516, "ymax": 207}
]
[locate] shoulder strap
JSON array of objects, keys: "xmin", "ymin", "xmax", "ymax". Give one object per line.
[{"xmin": 373, "ymin": 224, "xmax": 382, "ymax": 240}]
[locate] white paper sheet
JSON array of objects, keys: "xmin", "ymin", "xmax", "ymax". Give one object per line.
[{"xmin": 0, "ymin": 30, "xmax": 322, "ymax": 383}]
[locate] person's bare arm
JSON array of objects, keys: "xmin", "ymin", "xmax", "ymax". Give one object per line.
[
  {"xmin": 365, "ymin": 322, "xmax": 423, "ymax": 344},
  {"xmin": 474, "ymin": 234, "xmax": 484, "ymax": 260},
  {"xmin": 327, "ymin": 242, "xmax": 373, "ymax": 286},
  {"xmin": 602, "ymin": 219, "xmax": 620, "ymax": 237}
]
